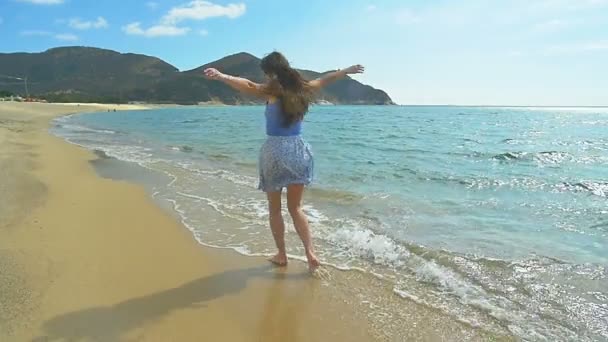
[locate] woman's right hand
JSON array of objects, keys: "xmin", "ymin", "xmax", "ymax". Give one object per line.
[
  {"xmin": 203, "ymin": 68, "xmax": 224, "ymax": 80},
  {"xmin": 343, "ymin": 64, "xmax": 365, "ymax": 75}
]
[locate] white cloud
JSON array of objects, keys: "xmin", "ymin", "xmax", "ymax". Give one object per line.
[
  {"xmin": 584, "ymin": 40, "xmax": 608, "ymax": 50},
  {"xmin": 124, "ymin": 1, "xmax": 243, "ymax": 38},
  {"xmin": 55, "ymin": 33, "xmax": 78, "ymax": 41},
  {"xmin": 534, "ymin": 19, "xmax": 567, "ymax": 33},
  {"xmin": 16, "ymin": 0, "xmax": 64, "ymax": 4},
  {"xmin": 20, "ymin": 28, "xmax": 79, "ymax": 41},
  {"xmin": 367, "ymin": 5, "xmax": 377, "ymax": 11},
  {"xmin": 533, "ymin": 0, "xmax": 608, "ymax": 11},
  {"xmin": 508, "ymin": 50, "xmax": 526, "ymax": 57},
  {"xmin": 122, "ymin": 23, "xmax": 144, "ymax": 35},
  {"xmin": 122, "ymin": 22, "xmax": 190, "ymax": 37},
  {"xmin": 509, "ymin": 40, "xmax": 608, "ymax": 57},
  {"xmin": 395, "ymin": 8, "xmax": 421, "ymax": 25},
  {"xmin": 545, "ymin": 40, "xmax": 608, "ymax": 54},
  {"xmin": 161, "ymin": 0, "xmax": 246, "ymax": 25},
  {"xmin": 68, "ymin": 17, "xmax": 108, "ymax": 30},
  {"xmin": 20, "ymin": 30, "xmax": 52, "ymax": 36},
  {"xmin": 69, "ymin": 17, "xmax": 108, "ymax": 30}
]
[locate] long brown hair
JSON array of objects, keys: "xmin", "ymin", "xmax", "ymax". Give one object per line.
[{"xmin": 261, "ymin": 51, "xmax": 314, "ymax": 126}]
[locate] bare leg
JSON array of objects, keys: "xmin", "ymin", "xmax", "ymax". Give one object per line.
[
  {"xmin": 266, "ymin": 191, "xmax": 287, "ymax": 266},
  {"xmin": 287, "ymin": 184, "xmax": 320, "ymax": 271}
]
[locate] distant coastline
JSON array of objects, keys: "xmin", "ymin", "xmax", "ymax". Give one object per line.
[{"xmin": 0, "ymin": 46, "xmax": 395, "ymax": 106}]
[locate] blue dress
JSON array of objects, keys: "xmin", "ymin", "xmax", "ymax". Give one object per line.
[{"xmin": 258, "ymin": 102, "xmax": 314, "ymax": 192}]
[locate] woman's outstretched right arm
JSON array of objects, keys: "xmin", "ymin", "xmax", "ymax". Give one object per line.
[
  {"xmin": 308, "ymin": 65, "xmax": 364, "ymax": 90},
  {"xmin": 203, "ymin": 68, "xmax": 266, "ymax": 98}
]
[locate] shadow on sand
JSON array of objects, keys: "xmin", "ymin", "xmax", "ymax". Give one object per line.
[{"xmin": 33, "ymin": 265, "xmax": 309, "ymax": 341}]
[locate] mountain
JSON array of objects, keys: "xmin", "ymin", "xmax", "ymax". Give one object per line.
[
  {"xmin": 0, "ymin": 47, "xmax": 178, "ymax": 103},
  {"xmin": 0, "ymin": 47, "xmax": 394, "ymax": 105}
]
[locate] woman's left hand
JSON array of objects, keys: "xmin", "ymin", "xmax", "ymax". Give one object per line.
[{"xmin": 203, "ymin": 68, "xmax": 224, "ymax": 80}]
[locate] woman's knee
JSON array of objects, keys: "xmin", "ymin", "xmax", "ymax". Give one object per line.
[
  {"xmin": 287, "ymin": 203, "xmax": 302, "ymax": 217},
  {"xmin": 268, "ymin": 205, "xmax": 282, "ymax": 218},
  {"xmin": 286, "ymin": 184, "xmax": 305, "ymax": 217}
]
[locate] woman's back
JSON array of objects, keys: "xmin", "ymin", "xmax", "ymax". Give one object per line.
[{"xmin": 265, "ymin": 101, "xmax": 302, "ymax": 136}]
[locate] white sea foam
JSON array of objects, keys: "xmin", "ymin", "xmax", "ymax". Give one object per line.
[
  {"xmin": 324, "ymin": 221, "xmax": 410, "ymax": 268},
  {"xmin": 58, "ymin": 123, "xmax": 117, "ymax": 135},
  {"xmin": 176, "ymin": 162, "xmax": 258, "ymax": 188}
]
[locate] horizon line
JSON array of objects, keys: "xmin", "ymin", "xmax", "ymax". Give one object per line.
[{"xmin": 393, "ymin": 104, "xmax": 608, "ymax": 108}]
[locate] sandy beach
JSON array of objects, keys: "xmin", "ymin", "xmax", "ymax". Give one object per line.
[{"xmin": 0, "ymin": 102, "xmax": 511, "ymax": 341}]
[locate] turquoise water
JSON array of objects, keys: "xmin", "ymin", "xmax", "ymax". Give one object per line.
[{"xmin": 53, "ymin": 106, "xmax": 608, "ymax": 340}]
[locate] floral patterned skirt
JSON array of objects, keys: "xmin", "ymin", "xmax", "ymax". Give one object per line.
[{"xmin": 258, "ymin": 135, "xmax": 314, "ymax": 192}]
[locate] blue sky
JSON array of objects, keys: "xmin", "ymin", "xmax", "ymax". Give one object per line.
[{"xmin": 1, "ymin": 0, "xmax": 607, "ymax": 105}]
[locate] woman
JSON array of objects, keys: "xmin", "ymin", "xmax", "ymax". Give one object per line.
[{"xmin": 204, "ymin": 52, "xmax": 364, "ymax": 271}]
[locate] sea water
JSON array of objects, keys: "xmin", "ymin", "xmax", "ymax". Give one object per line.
[{"xmin": 52, "ymin": 105, "xmax": 608, "ymax": 340}]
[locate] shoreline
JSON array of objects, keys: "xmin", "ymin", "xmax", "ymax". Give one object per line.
[{"xmin": 0, "ymin": 102, "xmax": 510, "ymax": 341}]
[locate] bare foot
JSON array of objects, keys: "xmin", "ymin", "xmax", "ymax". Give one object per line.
[
  {"xmin": 268, "ymin": 253, "xmax": 288, "ymax": 267},
  {"xmin": 306, "ymin": 252, "xmax": 321, "ymax": 272}
]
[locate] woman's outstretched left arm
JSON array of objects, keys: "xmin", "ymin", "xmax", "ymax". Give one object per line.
[
  {"xmin": 203, "ymin": 68, "xmax": 265, "ymax": 98},
  {"xmin": 308, "ymin": 64, "xmax": 364, "ymax": 90}
]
